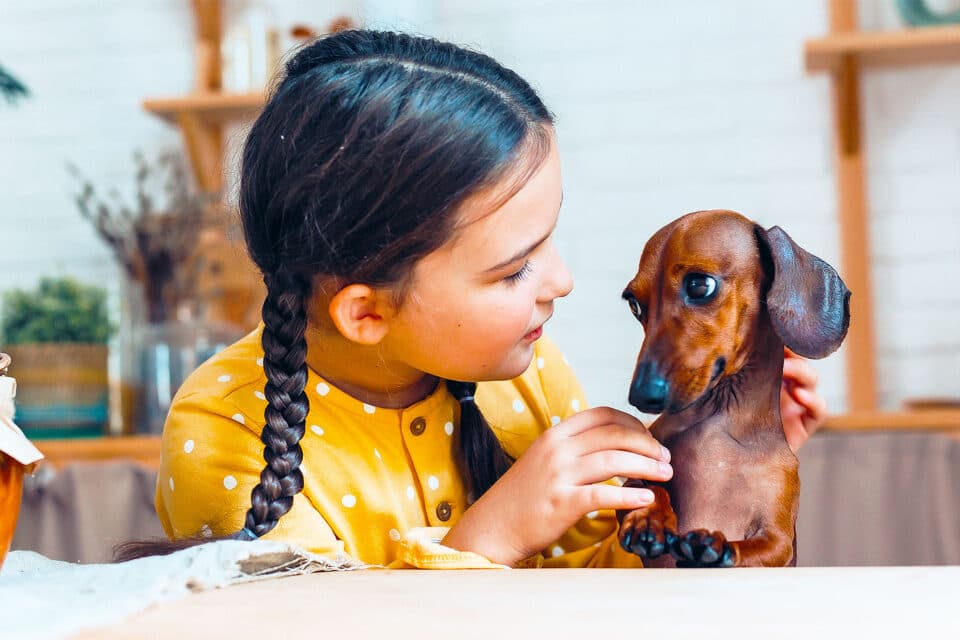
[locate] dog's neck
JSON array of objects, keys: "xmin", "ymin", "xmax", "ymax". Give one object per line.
[{"xmin": 652, "ymin": 321, "xmax": 786, "ymax": 447}]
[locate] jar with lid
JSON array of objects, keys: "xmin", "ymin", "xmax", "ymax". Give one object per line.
[{"xmin": 0, "ymin": 353, "xmax": 44, "ymax": 569}]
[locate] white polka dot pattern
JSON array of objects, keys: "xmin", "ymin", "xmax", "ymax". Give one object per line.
[
  {"xmin": 156, "ymin": 332, "xmax": 614, "ymax": 569},
  {"xmin": 217, "ymin": 374, "xmax": 231, "ymax": 382},
  {"xmin": 571, "ymin": 398, "xmax": 581, "ymax": 411}
]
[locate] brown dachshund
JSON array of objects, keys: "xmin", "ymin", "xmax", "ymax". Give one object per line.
[{"xmin": 617, "ymin": 210, "xmax": 850, "ymax": 567}]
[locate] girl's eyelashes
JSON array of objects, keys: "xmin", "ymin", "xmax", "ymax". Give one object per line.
[{"xmin": 504, "ymin": 260, "xmax": 534, "ymax": 284}]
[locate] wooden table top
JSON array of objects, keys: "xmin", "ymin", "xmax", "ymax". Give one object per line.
[{"xmin": 78, "ymin": 566, "xmax": 959, "ymax": 638}]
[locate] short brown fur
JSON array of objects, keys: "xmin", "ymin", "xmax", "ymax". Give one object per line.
[{"xmin": 617, "ymin": 210, "xmax": 850, "ymax": 567}]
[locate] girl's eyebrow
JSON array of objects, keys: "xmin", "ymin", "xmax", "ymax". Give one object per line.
[{"xmin": 483, "ymin": 193, "xmax": 563, "ymax": 273}]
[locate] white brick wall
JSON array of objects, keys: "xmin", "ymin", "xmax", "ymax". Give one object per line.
[{"xmin": 1, "ymin": 1, "xmax": 958, "ymax": 416}]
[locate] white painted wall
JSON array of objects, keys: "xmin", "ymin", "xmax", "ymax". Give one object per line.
[{"xmin": 1, "ymin": 1, "xmax": 958, "ymax": 417}]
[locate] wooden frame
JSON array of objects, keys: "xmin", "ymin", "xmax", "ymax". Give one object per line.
[{"xmin": 805, "ymin": 0, "xmax": 960, "ymax": 432}]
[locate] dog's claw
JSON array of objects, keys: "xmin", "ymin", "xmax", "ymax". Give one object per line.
[
  {"xmin": 617, "ymin": 508, "xmax": 676, "ymax": 560},
  {"xmin": 671, "ymin": 529, "xmax": 736, "ymax": 568}
]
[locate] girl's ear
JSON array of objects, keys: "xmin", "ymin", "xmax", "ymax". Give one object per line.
[{"xmin": 328, "ymin": 284, "xmax": 394, "ymax": 345}]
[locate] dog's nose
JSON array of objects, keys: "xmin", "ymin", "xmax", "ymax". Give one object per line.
[{"xmin": 629, "ymin": 360, "xmax": 669, "ymax": 413}]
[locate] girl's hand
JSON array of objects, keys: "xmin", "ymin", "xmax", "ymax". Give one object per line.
[
  {"xmin": 781, "ymin": 348, "xmax": 827, "ymax": 453},
  {"xmin": 442, "ymin": 407, "xmax": 672, "ymax": 566}
]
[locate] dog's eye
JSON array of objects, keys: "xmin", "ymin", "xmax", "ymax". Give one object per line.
[
  {"xmin": 683, "ymin": 273, "xmax": 718, "ymax": 302},
  {"xmin": 623, "ymin": 294, "xmax": 644, "ymax": 322}
]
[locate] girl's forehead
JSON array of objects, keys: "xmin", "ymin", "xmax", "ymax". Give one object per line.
[{"xmin": 450, "ymin": 138, "xmax": 563, "ymax": 243}]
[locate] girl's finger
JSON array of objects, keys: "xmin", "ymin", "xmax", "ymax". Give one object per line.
[
  {"xmin": 783, "ymin": 418, "xmax": 809, "ymax": 453},
  {"xmin": 571, "ymin": 421, "xmax": 670, "ymax": 462},
  {"xmin": 782, "ymin": 357, "xmax": 818, "ymax": 388},
  {"xmin": 795, "ymin": 386, "xmax": 827, "ymax": 426},
  {"xmin": 575, "ymin": 450, "xmax": 673, "ymax": 486},
  {"xmin": 575, "ymin": 483, "xmax": 655, "ymax": 514},
  {"xmin": 550, "ymin": 406, "xmax": 643, "ymax": 437}
]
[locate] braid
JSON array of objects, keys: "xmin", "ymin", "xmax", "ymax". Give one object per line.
[
  {"xmin": 112, "ymin": 268, "xmax": 311, "ymax": 561},
  {"xmin": 446, "ymin": 380, "xmax": 514, "ymax": 500},
  {"xmin": 242, "ymin": 267, "xmax": 311, "ymax": 538}
]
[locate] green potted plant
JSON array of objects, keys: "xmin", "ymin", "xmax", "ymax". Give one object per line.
[{"xmin": 0, "ymin": 278, "xmax": 114, "ymax": 438}]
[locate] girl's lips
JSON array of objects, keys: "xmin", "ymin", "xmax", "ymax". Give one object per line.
[{"xmin": 523, "ymin": 326, "xmax": 543, "ymax": 341}]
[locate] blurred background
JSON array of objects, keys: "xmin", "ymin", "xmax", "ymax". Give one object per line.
[{"xmin": 1, "ymin": 0, "xmax": 958, "ymax": 565}]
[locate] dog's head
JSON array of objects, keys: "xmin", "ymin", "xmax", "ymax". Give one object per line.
[{"xmin": 622, "ymin": 210, "xmax": 850, "ymax": 414}]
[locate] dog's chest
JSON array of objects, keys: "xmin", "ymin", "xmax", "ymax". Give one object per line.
[{"xmin": 656, "ymin": 425, "xmax": 785, "ymax": 537}]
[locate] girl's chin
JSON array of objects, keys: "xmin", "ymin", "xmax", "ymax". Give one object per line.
[
  {"xmin": 461, "ymin": 346, "xmax": 535, "ymax": 382},
  {"xmin": 501, "ymin": 343, "xmax": 539, "ymax": 378}
]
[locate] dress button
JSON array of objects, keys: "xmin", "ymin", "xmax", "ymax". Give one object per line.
[
  {"xmin": 436, "ymin": 501, "xmax": 452, "ymax": 522},
  {"xmin": 410, "ymin": 416, "xmax": 426, "ymax": 436}
]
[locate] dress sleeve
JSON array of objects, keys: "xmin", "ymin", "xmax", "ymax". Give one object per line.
[
  {"xmin": 155, "ymin": 391, "xmax": 355, "ymax": 563},
  {"xmin": 388, "ymin": 527, "xmax": 510, "ymax": 569}
]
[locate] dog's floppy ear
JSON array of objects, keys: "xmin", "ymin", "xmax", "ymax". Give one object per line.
[{"xmin": 755, "ymin": 225, "xmax": 851, "ymax": 359}]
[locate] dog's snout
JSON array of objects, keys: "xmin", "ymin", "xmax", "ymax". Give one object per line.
[{"xmin": 629, "ymin": 360, "xmax": 670, "ymax": 413}]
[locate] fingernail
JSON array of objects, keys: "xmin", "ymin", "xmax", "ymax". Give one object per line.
[
  {"xmin": 639, "ymin": 489, "xmax": 655, "ymax": 503},
  {"xmin": 659, "ymin": 462, "xmax": 673, "ymax": 477},
  {"xmin": 660, "ymin": 446, "xmax": 671, "ymax": 462}
]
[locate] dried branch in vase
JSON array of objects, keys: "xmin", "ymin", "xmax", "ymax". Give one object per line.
[{"xmin": 68, "ymin": 150, "xmax": 218, "ymax": 324}]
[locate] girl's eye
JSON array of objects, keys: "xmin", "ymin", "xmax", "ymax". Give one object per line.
[
  {"xmin": 504, "ymin": 261, "xmax": 533, "ymax": 284},
  {"xmin": 683, "ymin": 273, "xmax": 719, "ymax": 303},
  {"xmin": 623, "ymin": 293, "xmax": 644, "ymax": 322}
]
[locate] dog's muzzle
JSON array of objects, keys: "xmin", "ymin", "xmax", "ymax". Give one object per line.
[{"xmin": 629, "ymin": 360, "xmax": 670, "ymax": 413}]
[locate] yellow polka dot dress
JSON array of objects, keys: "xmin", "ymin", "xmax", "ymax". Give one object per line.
[{"xmin": 156, "ymin": 326, "xmax": 644, "ymax": 569}]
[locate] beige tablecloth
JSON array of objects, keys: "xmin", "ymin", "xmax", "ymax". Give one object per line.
[{"xmin": 12, "ymin": 431, "xmax": 960, "ymax": 565}]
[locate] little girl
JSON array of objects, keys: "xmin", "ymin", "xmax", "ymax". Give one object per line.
[{"xmin": 129, "ymin": 30, "xmax": 825, "ymax": 568}]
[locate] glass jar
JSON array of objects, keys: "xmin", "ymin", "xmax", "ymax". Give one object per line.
[{"xmin": 0, "ymin": 353, "xmax": 44, "ymax": 569}]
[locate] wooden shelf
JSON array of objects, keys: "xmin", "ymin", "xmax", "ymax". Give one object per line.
[
  {"xmin": 801, "ymin": 3, "xmax": 960, "ymax": 413},
  {"xmin": 35, "ymin": 435, "xmax": 161, "ymax": 470},
  {"xmin": 823, "ymin": 409, "xmax": 960, "ymax": 432},
  {"xmin": 805, "ymin": 24, "xmax": 960, "ymax": 73},
  {"xmin": 142, "ymin": 91, "xmax": 265, "ymax": 125}
]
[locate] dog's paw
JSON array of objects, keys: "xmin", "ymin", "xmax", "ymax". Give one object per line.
[
  {"xmin": 670, "ymin": 529, "xmax": 736, "ymax": 567},
  {"xmin": 617, "ymin": 507, "xmax": 677, "ymax": 560}
]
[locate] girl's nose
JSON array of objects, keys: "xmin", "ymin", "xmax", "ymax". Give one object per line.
[{"xmin": 539, "ymin": 242, "xmax": 573, "ymax": 302}]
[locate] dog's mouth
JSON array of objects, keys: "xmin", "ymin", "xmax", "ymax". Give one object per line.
[{"xmin": 659, "ymin": 356, "xmax": 728, "ymax": 414}]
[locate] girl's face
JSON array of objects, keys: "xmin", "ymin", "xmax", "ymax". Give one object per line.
[{"xmin": 382, "ymin": 133, "xmax": 572, "ymax": 382}]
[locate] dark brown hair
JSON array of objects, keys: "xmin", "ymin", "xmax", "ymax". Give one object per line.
[{"xmin": 115, "ymin": 30, "xmax": 553, "ymax": 561}]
